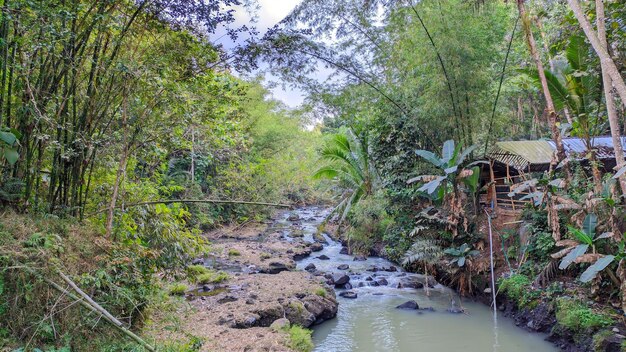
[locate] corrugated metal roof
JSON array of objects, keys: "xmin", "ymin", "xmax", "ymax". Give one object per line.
[{"xmin": 487, "ymin": 136, "xmax": 626, "ymax": 172}]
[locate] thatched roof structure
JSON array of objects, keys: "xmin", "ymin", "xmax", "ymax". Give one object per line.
[{"xmin": 487, "ymin": 136, "xmax": 626, "ymax": 173}]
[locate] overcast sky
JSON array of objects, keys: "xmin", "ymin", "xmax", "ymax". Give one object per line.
[{"xmin": 214, "ymin": 0, "xmax": 307, "ymax": 107}]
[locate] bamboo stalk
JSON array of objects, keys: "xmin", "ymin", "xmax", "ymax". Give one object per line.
[
  {"xmin": 21, "ymin": 267, "xmax": 156, "ymax": 352},
  {"xmin": 88, "ymin": 199, "xmax": 291, "ymax": 217}
]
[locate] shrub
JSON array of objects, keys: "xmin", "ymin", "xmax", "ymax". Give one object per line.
[
  {"xmin": 260, "ymin": 252, "xmax": 271, "ymax": 260},
  {"xmin": 285, "ymin": 325, "xmax": 314, "ymax": 352},
  {"xmin": 228, "ymin": 249, "xmax": 241, "ymax": 256},
  {"xmin": 168, "ymin": 283, "xmax": 188, "ymax": 296},
  {"xmin": 556, "ymin": 298, "xmax": 613, "ymax": 331},
  {"xmin": 345, "ymin": 192, "xmax": 394, "ymax": 255},
  {"xmin": 498, "ymin": 274, "xmax": 539, "ymax": 307}
]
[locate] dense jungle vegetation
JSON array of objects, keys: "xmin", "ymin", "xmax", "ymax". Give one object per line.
[{"xmin": 2, "ymin": 0, "xmax": 626, "ymax": 351}]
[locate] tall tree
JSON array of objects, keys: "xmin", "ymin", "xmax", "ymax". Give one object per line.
[
  {"xmin": 596, "ymin": 0, "xmax": 626, "ymax": 195},
  {"xmin": 517, "ymin": 0, "xmax": 568, "ymax": 174}
]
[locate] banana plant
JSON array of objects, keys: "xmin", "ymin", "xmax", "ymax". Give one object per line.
[
  {"xmin": 444, "ymin": 243, "xmax": 479, "ymax": 267},
  {"xmin": 556, "ymin": 213, "xmax": 618, "ymax": 283},
  {"xmin": 0, "ymin": 127, "xmax": 19, "ymax": 165},
  {"xmin": 407, "ymin": 139, "xmax": 481, "ymax": 198}
]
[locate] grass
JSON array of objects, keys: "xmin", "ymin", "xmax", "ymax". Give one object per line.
[
  {"xmin": 260, "ymin": 252, "xmax": 271, "ymax": 260},
  {"xmin": 285, "ymin": 325, "xmax": 314, "ymax": 352},
  {"xmin": 314, "ymin": 288, "xmax": 326, "ymax": 297},
  {"xmin": 556, "ymin": 298, "xmax": 614, "ymax": 331},
  {"xmin": 228, "ymin": 249, "xmax": 241, "ymax": 256},
  {"xmin": 168, "ymin": 283, "xmax": 188, "ymax": 296},
  {"xmin": 197, "ymin": 271, "xmax": 229, "ymax": 284}
]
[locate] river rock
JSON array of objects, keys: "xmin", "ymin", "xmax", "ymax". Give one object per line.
[
  {"xmin": 333, "ymin": 274, "xmax": 350, "ymax": 286},
  {"xmin": 376, "ymin": 278, "xmax": 388, "ymax": 286},
  {"xmin": 287, "ymin": 214, "xmax": 300, "ymax": 221},
  {"xmin": 232, "ymin": 313, "xmax": 260, "ymax": 329},
  {"xmin": 396, "ymin": 300, "xmax": 419, "ymax": 310},
  {"xmin": 340, "ymin": 247, "xmax": 349, "ymax": 255},
  {"xmin": 337, "ymin": 264, "xmax": 350, "ymax": 270},
  {"xmin": 217, "ymin": 295, "xmax": 238, "ymax": 304},
  {"xmin": 262, "ymin": 261, "xmax": 291, "ymax": 274},
  {"xmin": 365, "ymin": 276, "xmax": 373, "ymax": 281},
  {"xmin": 353, "ymin": 255, "xmax": 367, "ymax": 261},
  {"xmin": 384, "ymin": 266, "xmax": 397, "ymax": 272},
  {"xmin": 285, "ymin": 300, "xmax": 316, "ymax": 327},
  {"xmin": 317, "ymin": 255, "xmax": 330, "ymax": 260},
  {"xmin": 339, "ymin": 291, "xmax": 357, "ymax": 299},
  {"xmin": 305, "ymin": 263, "xmax": 316, "ymax": 272},
  {"xmin": 270, "ymin": 318, "xmax": 290, "ymax": 331},
  {"xmin": 366, "ymin": 266, "xmax": 379, "ymax": 272},
  {"xmin": 192, "ymin": 258, "xmax": 204, "ymax": 265},
  {"xmin": 301, "ymin": 294, "xmax": 338, "ymax": 325},
  {"xmin": 368, "ymin": 281, "xmax": 379, "ymax": 287},
  {"xmin": 310, "ymin": 243, "xmax": 324, "ymax": 252},
  {"xmin": 313, "ymin": 232, "xmax": 327, "ymax": 244}
]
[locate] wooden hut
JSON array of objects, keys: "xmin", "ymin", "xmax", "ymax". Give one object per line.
[{"xmin": 480, "ymin": 136, "xmax": 626, "ymax": 212}]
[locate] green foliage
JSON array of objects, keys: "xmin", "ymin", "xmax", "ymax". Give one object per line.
[
  {"xmin": 168, "ymin": 283, "xmax": 188, "ymax": 296},
  {"xmin": 284, "ymin": 325, "xmax": 314, "ymax": 352},
  {"xmin": 444, "ymin": 243, "xmax": 479, "ymax": 267},
  {"xmin": 556, "ymin": 298, "xmax": 614, "ymax": 331},
  {"xmin": 498, "ymin": 274, "xmax": 540, "ymax": 307},
  {"xmin": 314, "ymin": 288, "xmax": 327, "ymax": 297},
  {"xmin": 186, "ymin": 265, "xmax": 210, "ymax": 283},
  {"xmin": 402, "ymin": 239, "xmax": 443, "ymax": 267},
  {"xmin": 314, "ymin": 128, "xmax": 379, "ymax": 221},
  {"xmin": 197, "ymin": 271, "xmax": 229, "ymax": 285},
  {"xmin": 344, "ymin": 192, "xmax": 394, "ymax": 255},
  {"xmin": 228, "ymin": 249, "xmax": 241, "ymax": 257}
]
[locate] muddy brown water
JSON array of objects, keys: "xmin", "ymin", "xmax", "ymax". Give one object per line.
[{"xmin": 276, "ymin": 207, "xmax": 558, "ymax": 352}]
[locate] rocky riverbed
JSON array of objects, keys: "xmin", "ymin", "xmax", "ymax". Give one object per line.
[{"xmin": 147, "ymin": 206, "xmax": 559, "ymax": 352}]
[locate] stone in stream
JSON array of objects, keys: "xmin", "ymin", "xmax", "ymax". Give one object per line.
[
  {"xmin": 317, "ymin": 255, "xmax": 330, "ymax": 260},
  {"xmin": 376, "ymin": 277, "xmax": 388, "ymax": 286},
  {"xmin": 384, "ymin": 266, "xmax": 398, "ymax": 272},
  {"xmin": 396, "ymin": 300, "xmax": 420, "ymax": 310},
  {"xmin": 337, "ymin": 264, "xmax": 349, "ymax": 270},
  {"xmin": 333, "ymin": 274, "xmax": 350, "ymax": 286},
  {"xmin": 365, "ymin": 276, "xmax": 373, "ymax": 281},
  {"xmin": 368, "ymin": 281, "xmax": 379, "ymax": 287},
  {"xmin": 309, "ymin": 243, "xmax": 324, "ymax": 252},
  {"xmin": 287, "ymin": 214, "xmax": 300, "ymax": 221},
  {"xmin": 353, "ymin": 255, "xmax": 367, "ymax": 261},
  {"xmin": 340, "ymin": 247, "xmax": 349, "ymax": 255},
  {"xmin": 304, "ymin": 263, "xmax": 316, "ymax": 272},
  {"xmin": 366, "ymin": 266, "xmax": 379, "ymax": 272},
  {"xmin": 339, "ymin": 291, "xmax": 358, "ymax": 299}
]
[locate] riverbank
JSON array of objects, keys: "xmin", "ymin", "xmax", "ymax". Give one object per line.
[{"xmin": 146, "ymin": 207, "xmax": 338, "ymax": 352}]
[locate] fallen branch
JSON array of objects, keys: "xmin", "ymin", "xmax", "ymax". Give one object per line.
[{"xmin": 88, "ymin": 199, "xmax": 291, "ymax": 217}]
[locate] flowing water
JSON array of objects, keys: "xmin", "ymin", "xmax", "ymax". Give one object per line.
[{"xmin": 275, "ymin": 207, "xmax": 558, "ymax": 352}]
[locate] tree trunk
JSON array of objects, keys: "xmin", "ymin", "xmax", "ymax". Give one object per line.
[
  {"xmin": 596, "ymin": 0, "xmax": 626, "ymax": 195},
  {"xmin": 105, "ymin": 94, "xmax": 129, "ymax": 238},
  {"xmin": 568, "ymin": 0, "xmax": 626, "ymax": 106},
  {"xmin": 517, "ymin": 0, "xmax": 568, "ymax": 175}
]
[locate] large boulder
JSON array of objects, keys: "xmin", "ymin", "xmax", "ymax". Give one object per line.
[
  {"xmin": 304, "ymin": 263, "xmax": 316, "ymax": 272},
  {"xmin": 333, "ymin": 274, "xmax": 350, "ymax": 286},
  {"xmin": 285, "ymin": 300, "xmax": 316, "ymax": 327},
  {"xmin": 270, "ymin": 318, "xmax": 290, "ymax": 332},
  {"xmin": 301, "ymin": 294, "xmax": 338, "ymax": 325}
]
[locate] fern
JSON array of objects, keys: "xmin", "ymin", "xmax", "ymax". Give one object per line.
[{"xmin": 402, "ymin": 238, "xmax": 443, "ymax": 266}]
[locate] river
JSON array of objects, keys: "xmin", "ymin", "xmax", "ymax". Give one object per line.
[{"xmin": 273, "ymin": 206, "xmax": 558, "ymax": 352}]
